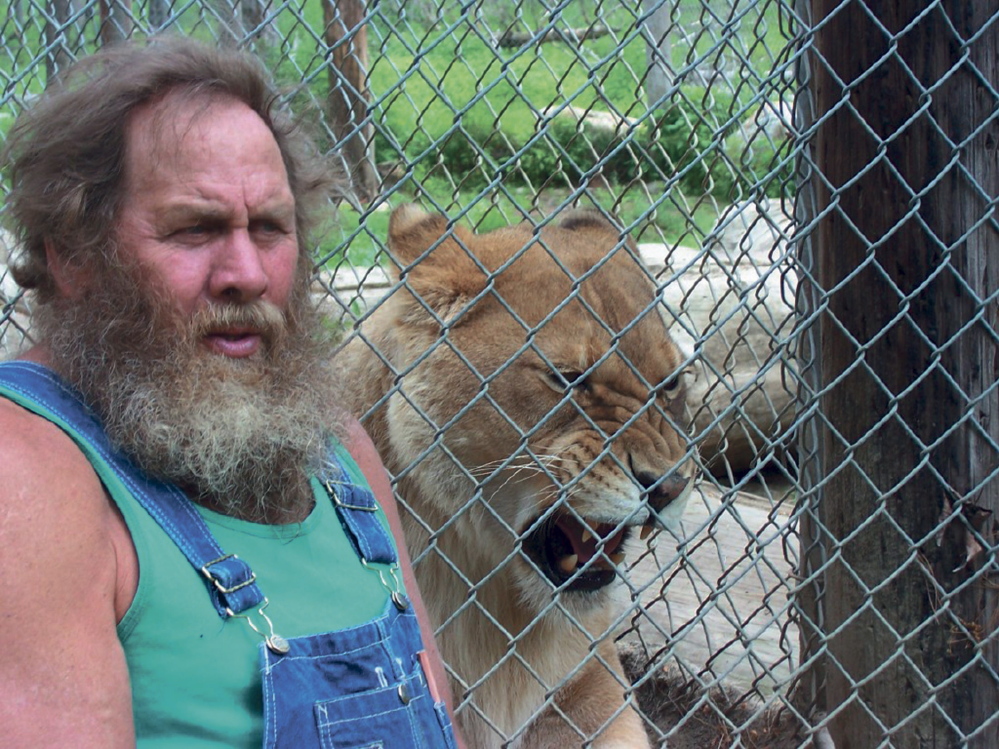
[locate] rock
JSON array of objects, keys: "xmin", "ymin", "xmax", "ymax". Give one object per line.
[
  {"xmin": 541, "ymin": 104, "xmax": 636, "ymax": 136},
  {"xmin": 725, "ymin": 97, "xmax": 795, "ymax": 150}
]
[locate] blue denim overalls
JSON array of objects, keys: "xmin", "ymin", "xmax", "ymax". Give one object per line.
[{"xmin": 0, "ymin": 362, "xmax": 458, "ymax": 749}]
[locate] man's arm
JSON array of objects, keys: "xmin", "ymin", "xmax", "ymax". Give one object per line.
[
  {"xmin": 0, "ymin": 398, "xmax": 136, "ymax": 748},
  {"xmin": 344, "ymin": 417, "xmax": 466, "ymax": 748}
]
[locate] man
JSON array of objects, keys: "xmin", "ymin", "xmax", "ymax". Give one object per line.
[{"xmin": 0, "ymin": 36, "xmax": 461, "ymax": 748}]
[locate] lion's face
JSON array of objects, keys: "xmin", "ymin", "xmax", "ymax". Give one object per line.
[{"xmin": 362, "ymin": 205, "xmax": 696, "ymax": 597}]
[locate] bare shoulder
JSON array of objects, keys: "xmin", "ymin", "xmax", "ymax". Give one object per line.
[
  {"xmin": 342, "ymin": 415, "xmax": 399, "ymax": 516},
  {"xmin": 0, "ymin": 394, "xmax": 112, "ymax": 533},
  {"xmin": 0, "ymin": 395, "xmax": 135, "ymax": 746}
]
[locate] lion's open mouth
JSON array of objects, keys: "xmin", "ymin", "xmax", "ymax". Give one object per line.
[{"xmin": 522, "ymin": 511, "xmax": 633, "ymax": 592}]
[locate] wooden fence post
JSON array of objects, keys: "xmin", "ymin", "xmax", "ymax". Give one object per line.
[
  {"xmin": 324, "ymin": 0, "xmax": 378, "ymax": 204},
  {"xmin": 797, "ymin": 0, "xmax": 999, "ymax": 745}
]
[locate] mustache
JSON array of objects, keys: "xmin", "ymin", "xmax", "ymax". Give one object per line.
[{"xmin": 188, "ymin": 301, "xmax": 289, "ymax": 348}]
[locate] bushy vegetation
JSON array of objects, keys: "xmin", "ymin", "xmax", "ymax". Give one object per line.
[
  {"xmin": 414, "ymin": 93, "xmax": 791, "ymax": 200},
  {"xmin": 364, "ymin": 12, "xmax": 790, "ymax": 188}
]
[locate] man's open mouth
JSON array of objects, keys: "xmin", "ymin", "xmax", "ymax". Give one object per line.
[
  {"xmin": 522, "ymin": 510, "xmax": 635, "ymax": 592},
  {"xmin": 202, "ymin": 328, "xmax": 265, "ymax": 358}
]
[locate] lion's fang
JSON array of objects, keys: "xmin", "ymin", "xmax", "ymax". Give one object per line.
[
  {"xmin": 640, "ymin": 525, "xmax": 654, "ymax": 540},
  {"xmin": 608, "ymin": 552, "xmax": 626, "ymax": 566},
  {"xmin": 559, "ymin": 554, "xmax": 579, "ymax": 573},
  {"xmin": 580, "ymin": 528, "xmax": 594, "ymax": 544}
]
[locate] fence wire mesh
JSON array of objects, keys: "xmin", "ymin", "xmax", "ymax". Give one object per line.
[{"xmin": 1, "ymin": 0, "xmax": 996, "ymax": 747}]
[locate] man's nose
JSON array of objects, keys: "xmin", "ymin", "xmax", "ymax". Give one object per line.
[{"xmin": 209, "ymin": 230, "xmax": 269, "ymax": 303}]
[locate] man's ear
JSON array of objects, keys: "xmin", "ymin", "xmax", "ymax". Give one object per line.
[{"xmin": 44, "ymin": 239, "xmax": 89, "ymax": 298}]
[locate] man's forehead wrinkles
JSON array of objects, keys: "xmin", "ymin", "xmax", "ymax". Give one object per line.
[
  {"xmin": 140, "ymin": 91, "xmax": 230, "ymax": 156},
  {"xmin": 128, "ymin": 95, "xmax": 262, "ymax": 190}
]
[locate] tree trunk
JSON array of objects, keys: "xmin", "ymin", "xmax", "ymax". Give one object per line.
[
  {"xmin": 642, "ymin": 0, "xmax": 674, "ymax": 108},
  {"xmin": 99, "ymin": 0, "xmax": 132, "ymax": 45},
  {"xmin": 44, "ymin": 0, "xmax": 73, "ymax": 81},
  {"xmin": 796, "ymin": 0, "xmax": 999, "ymax": 746},
  {"xmin": 212, "ymin": 0, "xmax": 243, "ymax": 45},
  {"xmin": 148, "ymin": 0, "xmax": 169, "ymax": 30},
  {"xmin": 324, "ymin": 0, "xmax": 378, "ymax": 205},
  {"xmin": 241, "ymin": 0, "xmax": 264, "ymax": 36},
  {"xmin": 240, "ymin": 0, "xmax": 280, "ymax": 44}
]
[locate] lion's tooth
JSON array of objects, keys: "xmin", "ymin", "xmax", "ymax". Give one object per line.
[
  {"xmin": 580, "ymin": 528, "xmax": 593, "ymax": 544},
  {"xmin": 559, "ymin": 554, "xmax": 579, "ymax": 573},
  {"xmin": 640, "ymin": 524, "xmax": 654, "ymax": 540},
  {"xmin": 609, "ymin": 551, "xmax": 626, "ymax": 565}
]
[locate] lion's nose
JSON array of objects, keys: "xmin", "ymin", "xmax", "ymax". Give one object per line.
[{"xmin": 634, "ymin": 471, "xmax": 689, "ymax": 514}]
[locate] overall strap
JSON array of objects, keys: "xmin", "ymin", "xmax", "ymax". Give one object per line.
[
  {"xmin": 320, "ymin": 454, "xmax": 398, "ymax": 567},
  {"xmin": 0, "ymin": 361, "xmax": 265, "ymax": 618}
]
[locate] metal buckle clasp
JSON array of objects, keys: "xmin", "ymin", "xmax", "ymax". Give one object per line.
[
  {"xmin": 226, "ymin": 598, "xmax": 290, "ymax": 655},
  {"xmin": 326, "ymin": 480, "xmax": 379, "ymax": 512},
  {"xmin": 363, "ymin": 560, "xmax": 409, "ymax": 611},
  {"xmin": 201, "ymin": 553, "xmax": 257, "ymax": 595}
]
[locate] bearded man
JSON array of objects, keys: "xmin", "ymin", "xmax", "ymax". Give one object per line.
[{"xmin": 0, "ymin": 36, "xmax": 461, "ymax": 749}]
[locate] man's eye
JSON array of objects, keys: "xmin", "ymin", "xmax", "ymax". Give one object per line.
[
  {"xmin": 173, "ymin": 224, "xmax": 211, "ymax": 238},
  {"xmin": 252, "ymin": 220, "xmax": 288, "ymax": 235}
]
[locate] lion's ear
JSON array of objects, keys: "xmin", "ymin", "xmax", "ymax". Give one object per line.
[
  {"xmin": 555, "ymin": 207, "xmax": 622, "ymax": 233},
  {"xmin": 387, "ymin": 204, "xmax": 487, "ymax": 325}
]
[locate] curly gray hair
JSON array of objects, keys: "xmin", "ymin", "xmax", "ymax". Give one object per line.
[{"xmin": 2, "ymin": 35, "xmax": 335, "ymax": 301}]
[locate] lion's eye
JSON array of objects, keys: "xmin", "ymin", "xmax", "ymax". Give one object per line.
[
  {"xmin": 660, "ymin": 372, "xmax": 685, "ymax": 399},
  {"xmin": 546, "ymin": 368, "xmax": 590, "ymax": 393}
]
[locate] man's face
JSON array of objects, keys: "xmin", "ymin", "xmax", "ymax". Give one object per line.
[
  {"xmin": 39, "ymin": 91, "xmax": 343, "ymax": 523},
  {"xmin": 116, "ymin": 94, "xmax": 300, "ymax": 358}
]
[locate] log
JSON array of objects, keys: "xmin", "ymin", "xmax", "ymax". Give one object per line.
[
  {"xmin": 497, "ymin": 23, "xmax": 614, "ymax": 49},
  {"xmin": 642, "ymin": 200, "xmax": 796, "ymax": 477}
]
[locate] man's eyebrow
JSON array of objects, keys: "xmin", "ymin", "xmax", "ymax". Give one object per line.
[
  {"xmin": 158, "ymin": 199, "xmax": 296, "ymax": 222},
  {"xmin": 158, "ymin": 202, "xmax": 230, "ymax": 222}
]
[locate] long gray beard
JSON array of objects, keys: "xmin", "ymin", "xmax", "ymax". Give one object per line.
[{"xmin": 38, "ymin": 260, "xmax": 345, "ymax": 524}]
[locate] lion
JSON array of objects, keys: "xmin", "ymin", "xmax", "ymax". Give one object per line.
[{"xmin": 338, "ymin": 204, "xmax": 697, "ymax": 748}]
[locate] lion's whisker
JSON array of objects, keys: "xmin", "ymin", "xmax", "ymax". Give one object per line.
[{"xmin": 467, "ymin": 453, "xmax": 563, "ymax": 480}]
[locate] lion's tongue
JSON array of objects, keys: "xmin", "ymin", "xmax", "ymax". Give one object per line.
[{"xmin": 554, "ymin": 518, "xmax": 626, "ymax": 574}]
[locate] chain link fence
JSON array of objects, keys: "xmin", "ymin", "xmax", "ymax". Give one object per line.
[{"xmin": 1, "ymin": 0, "xmax": 996, "ymax": 746}]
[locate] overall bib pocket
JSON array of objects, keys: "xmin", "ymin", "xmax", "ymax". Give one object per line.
[
  {"xmin": 261, "ymin": 605, "xmax": 458, "ymax": 749},
  {"xmin": 314, "ymin": 669, "xmax": 432, "ymax": 749}
]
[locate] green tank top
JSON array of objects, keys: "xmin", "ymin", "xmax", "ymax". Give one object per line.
[{"xmin": 1, "ymin": 387, "xmax": 394, "ymax": 748}]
